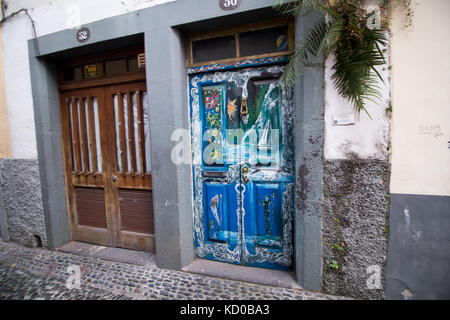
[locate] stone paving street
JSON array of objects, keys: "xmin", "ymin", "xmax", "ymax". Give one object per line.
[{"xmin": 0, "ymin": 240, "xmax": 344, "ymax": 300}]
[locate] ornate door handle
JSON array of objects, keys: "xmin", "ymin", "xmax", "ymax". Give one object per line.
[{"xmin": 240, "ymin": 98, "xmax": 248, "ymax": 116}]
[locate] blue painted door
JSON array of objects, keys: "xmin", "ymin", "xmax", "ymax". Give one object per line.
[{"xmin": 190, "ymin": 65, "xmax": 295, "ymax": 270}]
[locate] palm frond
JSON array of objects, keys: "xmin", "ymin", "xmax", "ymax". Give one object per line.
[
  {"xmin": 273, "ymin": 0, "xmax": 333, "ymax": 17},
  {"xmin": 282, "ymin": 20, "xmax": 340, "ymax": 89},
  {"xmin": 273, "ymin": 0, "xmax": 301, "ymax": 16},
  {"xmin": 316, "ymin": 18, "xmax": 343, "ymax": 54},
  {"xmin": 331, "ymin": 24, "xmax": 388, "ymax": 114}
]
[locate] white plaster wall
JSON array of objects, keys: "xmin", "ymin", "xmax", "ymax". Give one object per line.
[
  {"xmin": 390, "ymin": 0, "xmax": 450, "ymax": 196},
  {"xmin": 1, "ymin": 0, "xmax": 174, "ymax": 159},
  {"xmin": 324, "ymin": 0, "xmax": 391, "ymax": 161},
  {"xmin": 324, "ymin": 53, "xmax": 390, "ymax": 160}
]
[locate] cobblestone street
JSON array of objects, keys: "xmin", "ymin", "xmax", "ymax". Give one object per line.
[{"xmin": 0, "ymin": 240, "xmax": 345, "ymax": 300}]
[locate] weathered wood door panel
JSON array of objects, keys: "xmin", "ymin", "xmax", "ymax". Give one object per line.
[
  {"xmin": 190, "ymin": 65, "xmax": 295, "ymax": 271},
  {"xmin": 106, "ymin": 82, "xmax": 154, "ymax": 251},
  {"xmin": 60, "ymin": 81, "xmax": 154, "ymax": 252}
]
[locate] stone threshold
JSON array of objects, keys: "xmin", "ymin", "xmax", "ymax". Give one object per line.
[
  {"xmin": 182, "ymin": 258, "xmax": 301, "ymax": 290},
  {"xmin": 57, "ymin": 241, "xmax": 156, "ymax": 267}
]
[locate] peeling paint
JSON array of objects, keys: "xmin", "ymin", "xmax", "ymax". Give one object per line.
[{"xmin": 404, "ymin": 207, "xmax": 422, "ymax": 240}]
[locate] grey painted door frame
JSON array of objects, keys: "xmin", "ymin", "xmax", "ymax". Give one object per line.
[{"xmin": 27, "ymin": 0, "xmax": 324, "ymax": 290}]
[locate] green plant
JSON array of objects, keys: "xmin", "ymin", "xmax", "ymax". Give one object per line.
[
  {"xmin": 331, "ymin": 243, "xmax": 345, "ymax": 251},
  {"xmin": 273, "ymin": 0, "xmax": 412, "ymax": 117},
  {"xmin": 333, "ymin": 217, "xmax": 340, "ymax": 225},
  {"xmin": 330, "ymin": 259, "xmax": 339, "ymax": 270},
  {"xmin": 385, "ymin": 101, "xmax": 393, "ymax": 114},
  {"xmin": 334, "ymin": 193, "xmax": 342, "ymax": 198}
]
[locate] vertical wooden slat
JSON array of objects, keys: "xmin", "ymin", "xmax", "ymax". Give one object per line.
[
  {"xmin": 87, "ymin": 97, "xmax": 98, "ymax": 173},
  {"xmin": 288, "ymin": 20, "xmax": 295, "ymax": 53},
  {"xmin": 78, "ymin": 97, "xmax": 90, "ymax": 174},
  {"xmin": 70, "ymin": 97, "xmax": 82, "ymax": 174},
  {"xmin": 117, "ymin": 93, "xmax": 128, "ymax": 174},
  {"xmin": 65, "ymin": 98, "xmax": 75, "ymax": 171},
  {"xmin": 136, "ymin": 91, "xmax": 146, "ymax": 177},
  {"xmin": 127, "ymin": 91, "xmax": 137, "ymax": 176}
]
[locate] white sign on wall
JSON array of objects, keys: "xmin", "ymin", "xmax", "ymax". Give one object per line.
[{"xmin": 333, "ymin": 113, "xmax": 356, "ymax": 126}]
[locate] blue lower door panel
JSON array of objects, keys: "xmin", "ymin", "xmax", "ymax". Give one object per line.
[{"xmin": 203, "ymin": 182, "xmax": 238, "ymax": 250}]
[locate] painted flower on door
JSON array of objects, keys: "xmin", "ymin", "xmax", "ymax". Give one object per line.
[{"xmin": 202, "ymin": 86, "xmax": 223, "ymax": 130}]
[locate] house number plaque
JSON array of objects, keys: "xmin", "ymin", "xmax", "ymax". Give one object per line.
[
  {"xmin": 76, "ymin": 27, "xmax": 90, "ymax": 43},
  {"xmin": 219, "ymin": 0, "xmax": 242, "ymax": 11}
]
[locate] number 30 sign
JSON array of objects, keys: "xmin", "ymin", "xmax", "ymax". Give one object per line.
[{"xmin": 219, "ymin": 0, "xmax": 242, "ymax": 11}]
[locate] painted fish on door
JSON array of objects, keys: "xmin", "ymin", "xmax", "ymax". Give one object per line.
[{"xmin": 189, "ymin": 65, "xmax": 295, "ymax": 270}]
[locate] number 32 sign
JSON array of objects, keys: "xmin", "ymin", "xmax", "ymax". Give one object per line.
[
  {"xmin": 219, "ymin": 0, "xmax": 242, "ymax": 11},
  {"xmin": 76, "ymin": 27, "xmax": 90, "ymax": 43}
]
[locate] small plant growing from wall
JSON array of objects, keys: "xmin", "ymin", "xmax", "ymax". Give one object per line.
[
  {"xmin": 329, "ymin": 259, "xmax": 340, "ymax": 270},
  {"xmin": 273, "ymin": 0, "xmax": 414, "ymax": 117}
]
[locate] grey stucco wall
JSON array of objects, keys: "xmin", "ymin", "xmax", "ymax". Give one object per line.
[
  {"xmin": 0, "ymin": 159, "xmax": 47, "ymax": 248},
  {"xmin": 385, "ymin": 194, "xmax": 450, "ymax": 300},
  {"xmin": 322, "ymin": 160, "xmax": 390, "ymax": 299}
]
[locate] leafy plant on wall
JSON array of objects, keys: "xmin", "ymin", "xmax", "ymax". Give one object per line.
[{"xmin": 273, "ymin": 0, "xmax": 413, "ymax": 117}]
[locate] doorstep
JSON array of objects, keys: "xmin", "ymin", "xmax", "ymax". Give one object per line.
[
  {"xmin": 182, "ymin": 258, "xmax": 302, "ymax": 290},
  {"xmin": 57, "ymin": 241, "xmax": 156, "ymax": 266}
]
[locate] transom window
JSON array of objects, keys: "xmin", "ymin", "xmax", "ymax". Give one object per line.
[
  {"xmin": 186, "ymin": 18, "xmax": 294, "ymax": 67},
  {"xmin": 59, "ymin": 46, "xmax": 145, "ymax": 84}
]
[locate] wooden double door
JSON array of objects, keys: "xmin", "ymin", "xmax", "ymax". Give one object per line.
[{"xmin": 60, "ymin": 81, "xmax": 154, "ymax": 252}]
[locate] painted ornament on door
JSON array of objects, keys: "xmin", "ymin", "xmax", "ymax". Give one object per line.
[
  {"xmin": 226, "ymin": 99, "xmax": 237, "ymax": 120},
  {"xmin": 259, "ymin": 193, "xmax": 276, "ymax": 235},
  {"xmin": 203, "ymin": 87, "xmax": 223, "ymax": 130},
  {"xmin": 210, "ymin": 194, "xmax": 222, "ymax": 228}
]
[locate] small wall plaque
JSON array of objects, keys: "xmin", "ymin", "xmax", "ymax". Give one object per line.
[
  {"xmin": 137, "ymin": 53, "xmax": 146, "ymax": 69},
  {"xmin": 84, "ymin": 63, "xmax": 100, "ymax": 78},
  {"xmin": 333, "ymin": 113, "xmax": 356, "ymax": 126},
  {"xmin": 76, "ymin": 27, "xmax": 90, "ymax": 43},
  {"xmin": 219, "ymin": 0, "xmax": 242, "ymax": 11}
]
